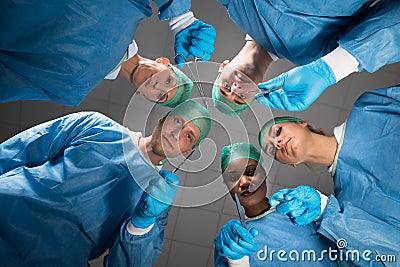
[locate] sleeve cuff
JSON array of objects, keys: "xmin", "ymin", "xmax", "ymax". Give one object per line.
[
  {"xmin": 169, "ymin": 11, "xmax": 197, "ymax": 36},
  {"xmin": 315, "ymin": 190, "xmax": 329, "ymax": 221},
  {"xmin": 322, "ymin": 46, "xmax": 359, "ymax": 82},
  {"xmin": 227, "ymin": 256, "xmax": 250, "ymax": 267},
  {"xmin": 126, "ymin": 221, "xmax": 155, "ymax": 236}
]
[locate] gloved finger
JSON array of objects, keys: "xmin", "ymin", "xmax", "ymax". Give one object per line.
[
  {"xmin": 221, "ymin": 245, "xmax": 247, "ymax": 259},
  {"xmin": 227, "ymin": 238, "xmax": 257, "ymax": 254},
  {"xmin": 188, "ymin": 46, "xmax": 211, "ymax": 61},
  {"xmin": 278, "ymin": 93, "xmax": 298, "ymax": 112},
  {"xmin": 249, "ymin": 227, "xmax": 259, "ymax": 238},
  {"xmin": 191, "ymin": 38, "xmax": 214, "ymax": 54},
  {"xmin": 293, "ymin": 209, "xmax": 319, "ymax": 226},
  {"xmin": 174, "ymin": 47, "xmax": 189, "ymax": 67},
  {"xmin": 266, "ymin": 92, "xmax": 286, "ymax": 110},
  {"xmin": 269, "ymin": 189, "xmax": 292, "ymax": 206},
  {"xmin": 191, "ymin": 28, "xmax": 217, "ymax": 40},
  {"xmin": 258, "ymin": 73, "xmax": 286, "ymax": 90},
  {"xmin": 276, "ymin": 199, "xmax": 306, "ymax": 215},
  {"xmin": 255, "ymin": 94, "xmax": 279, "ymax": 109},
  {"xmin": 159, "ymin": 170, "xmax": 180, "ymax": 186}
]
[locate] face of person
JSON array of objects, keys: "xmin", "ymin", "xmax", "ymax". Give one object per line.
[
  {"xmin": 223, "ymin": 158, "xmax": 267, "ymax": 209},
  {"xmin": 133, "ymin": 57, "xmax": 179, "ymax": 103},
  {"xmin": 216, "ymin": 61, "xmax": 259, "ymax": 105},
  {"xmin": 151, "ymin": 114, "xmax": 201, "ymax": 158},
  {"xmin": 262, "ymin": 121, "xmax": 310, "ymax": 165}
]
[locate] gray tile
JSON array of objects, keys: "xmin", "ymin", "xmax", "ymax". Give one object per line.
[
  {"xmin": 21, "ymin": 101, "xmax": 64, "ymax": 128},
  {"xmin": 109, "ymin": 76, "xmax": 136, "ymax": 106},
  {"xmin": 315, "ymin": 172, "xmax": 335, "ymax": 196},
  {"xmin": 173, "ymin": 208, "xmax": 220, "ymax": 247},
  {"xmin": 222, "ymin": 193, "xmax": 239, "ymax": 216},
  {"xmin": 0, "ymin": 122, "xmax": 20, "ymax": 143},
  {"xmin": 274, "ymin": 164, "xmax": 320, "ymax": 188},
  {"xmin": 263, "ymin": 60, "xmax": 295, "ymax": 80},
  {"xmin": 167, "ymin": 241, "xmax": 210, "ymax": 267},
  {"xmin": 108, "ymin": 103, "xmax": 127, "ymax": 124},
  {"xmin": 87, "ymin": 80, "xmax": 112, "ymax": 101},
  {"xmin": 296, "ymin": 102, "xmax": 342, "ymax": 134},
  {"xmin": 154, "ymin": 239, "xmax": 172, "ymax": 267},
  {"xmin": 0, "ymin": 101, "xmax": 21, "ymax": 124},
  {"xmin": 164, "ymin": 207, "xmax": 179, "ymax": 240}
]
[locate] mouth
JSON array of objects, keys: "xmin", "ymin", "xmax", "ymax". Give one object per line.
[
  {"xmin": 162, "ymin": 136, "xmax": 174, "ymax": 149},
  {"xmin": 284, "ymin": 138, "xmax": 291, "ymax": 154},
  {"xmin": 144, "ymin": 74, "xmax": 153, "ymax": 87},
  {"xmin": 241, "ymin": 189, "xmax": 256, "ymax": 198}
]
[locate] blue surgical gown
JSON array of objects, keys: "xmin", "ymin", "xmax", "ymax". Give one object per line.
[
  {"xmin": 318, "ymin": 86, "xmax": 400, "ymax": 266},
  {"xmin": 0, "ymin": 0, "xmax": 189, "ymax": 105},
  {"xmin": 0, "ymin": 112, "xmax": 169, "ymax": 267},
  {"xmin": 218, "ymin": 0, "xmax": 400, "ymax": 71},
  {"xmin": 214, "ymin": 210, "xmax": 346, "ymax": 266}
]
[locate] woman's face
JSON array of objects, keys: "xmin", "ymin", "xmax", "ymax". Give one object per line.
[
  {"xmin": 223, "ymin": 158, "xmax": 267, "ymax": 209},
  {"xmin": 262, "ymin": 121, "xmax": 310, "ymax": 165}
]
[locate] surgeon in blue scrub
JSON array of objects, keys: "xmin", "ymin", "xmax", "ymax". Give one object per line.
[
  {"xmin": 214, "ymin": 143, "xmax": 343, "ymax": 266},
  {"xmin": 258, "ymin": 86, "xmax": 400, "ymax": 266},
  {"xmin": 213, "ymin": 0, "xmax": 400, "ymax": 114},
  {"xmin": 0, "ymin": 100, "xmax": 211, "ymax": 266},
  {"xmin": 0, "ymin": 0, "xmax": 216, "ymax": 106}
]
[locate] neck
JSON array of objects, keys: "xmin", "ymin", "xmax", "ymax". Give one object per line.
[
  {"xmin": 245, "ymin": 197, "xmax": 271, "ymax": 218},
  {"xmin": 138, "ymin": 135, "xmax": 166, "ymax": 165},
  {"xmin": 230, "ymin": 40, "xmax": 272, "ymax": 84},
  {"xmin": 305, "ymin": 134, "xmax": 338, "ymax": 167},
  {"xmin": 120, "ymin": 53, "xmax": 143, "ymax": 85}
]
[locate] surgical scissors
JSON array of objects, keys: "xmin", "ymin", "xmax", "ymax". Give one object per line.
[
  {"xmin": 175, "ymin": 53, "xmax": 208, "ymax": 109},
  {"xmin": 234, "ymin": 193, "xmax": 247, "ymax": 229},
  {"xmin": 246, "ymin": 86, "xmax": 282, "ymax": 95},
  {"xmin": 172, "ymin": 150, "xmax": 195, "ymax": 173}
]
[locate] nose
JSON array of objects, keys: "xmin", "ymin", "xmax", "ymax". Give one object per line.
[
  {"xmin": 238, "ymin": 175, "xmax": 251, "ymax": 188},
  {"xmin": 171, "ymin": 127, "xmax": 180, "ymax": 141},
  {"xmin": 274, "ymin": 137, "xmax": 283, "ymax": 149},
  {"xmin": 231, "ymin": 82, "xmax": 241, "ymax": 93}
]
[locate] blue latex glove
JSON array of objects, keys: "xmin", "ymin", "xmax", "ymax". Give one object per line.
[
  {"xmin": 131, "ymin": 170, "xmax": 180, "ymax": 228},
  {"xmin": 216, "ymin": 220, "xmax": 259, "ymax": 260},
  {"xmin": 255, "ymin": 58, "xmax": 336, "ymax": 111},
  {"xmin": 174, "ymin": 20, "xmax": 216, "ymax": 67},
  {"xmin": 269, "ymin": 186, "xmax": 323, "ymax": 226}
]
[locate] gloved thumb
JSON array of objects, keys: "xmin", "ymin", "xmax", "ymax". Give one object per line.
[
  {"xmin": 258, "ymin": 73, "xmax": 286, "ymax": 90},
  {"xmin": 269, "ymin": 189, "xmax": 291, "ymax": 206},
  {"xmin": 159, "ymin": 170, "xmax": 180, "ymax": 186}
]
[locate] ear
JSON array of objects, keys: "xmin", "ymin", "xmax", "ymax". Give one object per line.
[
  {"xmin": 156, "ymin": 57, "xmax": 170, "ymax": 66},
  {"xmin": 182, "ymin": 150, "xmax": 193, "ymax": 157},
  {"xmin": 218, "ymin": 60, "xmax": 230, "ymax": 72},
  {"xmin": 299, "ymin": 121, "xmax": 308, "ymax": 128}
]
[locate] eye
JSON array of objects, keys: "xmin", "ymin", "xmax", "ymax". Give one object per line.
[
  {"xmin": 186, "ymin": 134, "xmax": 193, "ymax": 141},
  {"xmin": 174, "ymin": 118, "xmax": 181, "ymax": 125},
  {"xmin": 165, "ymin": 76, "xmax": 172, "ymax": 85},
  {"xmin": 276, "ymin": 126, "xmax": 282, "ymax": 137},
  {"xmin": 247, "ymin": 169, "xmax": 255, "ymax": 176},
  {"xmin": 239, "ymin": 93, "xmax": 246, "ymax": 99},
  {"xmin": 223, "ymin": 82, "xmax": 231, "ymax": 90},
  {"xmin": 229, "ymin": 175, "xmax": 240, "ymax": 183}
]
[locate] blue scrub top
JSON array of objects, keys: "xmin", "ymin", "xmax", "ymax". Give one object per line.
[
  {"xmin": 0, "ymin": 112, "xmax": 169, "ymax": 267},
  {"xmin": 318, "ymin": 86, "xmax": 400, "ymax": 267},
  {"xmin": 215, "ymin": 209, "xmax": 346, "ymax": 266},
  {"xmin": 0, "ymin": 0, "xmax": 189, "ymax": 105},
  {"xmin": 219, "ymin": 0, "xmax": 400, "ymax": 71}
]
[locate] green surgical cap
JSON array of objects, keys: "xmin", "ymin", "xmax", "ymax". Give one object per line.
[
  {"xmin": 212, "ymin": 80, "xmax": 250, "ymax": 116},
  {"xmin": 221, "ymin": 142, "xmax": 265, "ymax": 173},
  {"xmin": 258, "ymin": 116, "xmax": 303, "ymax": 154},
  {"xmin": 154, "ymin": 64, "xmax": 194, "ymax": 108},
  {"xmin": 170, "ymin": 100, "xmax": 211, "ymax": 147}
]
